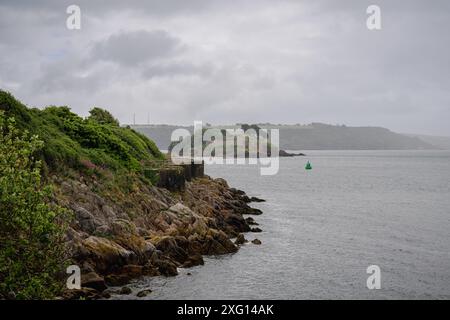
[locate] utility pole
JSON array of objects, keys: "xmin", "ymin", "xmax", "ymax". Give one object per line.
[{"xmin": 133, "ymin": 113, "xmax": 136, "ymax": 125}]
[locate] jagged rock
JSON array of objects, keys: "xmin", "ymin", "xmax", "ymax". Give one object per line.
[
  {"xmin": 95, "ymin": 224, "xmax": 112, "ymax": 236},
  {"xmin": 119, "ymin": 286, "xmax": 132, "ymax": 295},
  {"xmin": 72, "ymin": 205, "xmax": 102, "ymax": 233},
  {"xmin": 202, "ymin": 230, "xmax": 238, "ymax": 255},
  {"xmin": 245, "ymin": 217, "xmax": 258, "ymax": 225},
  {"xmin": 82, "ymin": 236, "xmax": 137, "ymax": 273},
  {"xmin": 249, "ymin": 196, "xmax": 265, "ymax": 202},
  {"xmin": 251, "ymin": 227, "xmax": 263, "ymax": 233},
  {"xmin": 136, "ymin": 289, "xmax": 152, "ymax": 298},
  {"xmin": 105, "ymin": 274, "xmax": 131, "ymax": 287},
  {"xmin": 182, "ymin": 254, "xmax": 204, "ymax": 268},
  {"xmin": 81, "ymin": 272, "xmax": 107, "ymax": 292},
  {"xmin": 61, "ymin": 287, "xmax": 101, "ymax": 300},
  {"xmin": 119, "ymin": 264, "xmax": 143, "ymax": 278},
  {"xmin": 154, "ymin": 236, "xmax": 188, "ymax": 264},
  {"xmin": 234, "ymin": 234, "xmax": 248, "ymax": 245},
  {"xmin": 56, "ymin": 170, "xmax": 264, "ymax": 297},
  {"xmin": 224, "ymin": 213, "xmax": 251, "ymax": 233},
  {"xmin": 142, "ymin": 264, "xmax": 160, "ymax": 277},
  {"xmin": 244, "ymin": 207, "xmax": 263, "ymax": 215},
  {"xmin": 252, "ymin": 239, "xmax": 262, "ymax": 245},
  {"xmin": 155, "ymin": 259, "xmax": 178, "ymax": 277}
]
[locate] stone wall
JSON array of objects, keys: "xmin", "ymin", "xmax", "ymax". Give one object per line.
[{"xmin": 157, "ymin": 161, "xmax": 204, "ymax": 191}]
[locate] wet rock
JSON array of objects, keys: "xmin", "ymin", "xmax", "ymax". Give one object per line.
[
  {"xmin": 136, "ymin": 289, "xmax": 152, "ymax": 298},
  {"xmin": 249, "ymin": 196, "xmax": 265, "ymax": 202},
  {"xmin": 81, "ymin": 272, "xmax": 107, "ymax": 292},
  {"xmin": 224, "ymin": 213, "xmax": 251, "ymax": 233},
  {"xmin": 234, "ymin": 234, "xmax": 248, "ymax": 245},
  {"xmin": 105, "ymin": 274, "xmax": 131, "ymax": 287},
  {"xmin": 252, "ymin": 239, "xmax": 262, "ymax": 245},
  {"xmin": 182, "ymin": 254, "xmax": 204, "ymax": 268},
  {"xmin": 251, "ymin": 227, "xmax": 263, "ymax": 233},
  {"xmin": 61, "ymin": 287, "xmax": 101, "ymax": 300},
  {"xmin": 244, "ymin": 207, "xmax": 263, "ymax": 215},
  {"xmin": 245, "ymin": 217, "xmax": 258, "ymax": 225},
  {"xmin": 155, "ymin": 259, "xmax": 178, "ymax": 277},
  {"xmin": 142, "ymin": 264, "xmax": 160, "ymax": 277},
  {"xmin": 154, "ymin": 236, "xmax": 188, "ymax": 264},
  {"xmin": 119, "ymin": 286, "xmax": 132, "ymax": 295}
]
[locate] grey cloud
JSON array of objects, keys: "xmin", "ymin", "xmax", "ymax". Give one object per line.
[
  {"xmin": 91, "ymin": 30, "xmax": 182, "ymax": 67},
  {"xmin": 0, "ymin": 0, "xmax": 449, "ymax": 135},
  {"xmin": 141, "ymin": 61, "xmax": 214, "ymax": 79}
]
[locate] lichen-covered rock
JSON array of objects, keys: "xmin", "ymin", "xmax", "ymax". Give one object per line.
[
  {"xmin": 81, "ymin": 236, "xmax": 137, "ymax": 273},
  {"xmin": 56, "ymin": 173, "xmax": 263, "ymax": 292},
  {"xmin": 154, "ymin": 259, "xmax": 178, "ymax": 277},
  {"xmin": 81, "ymin": 272, "xmax": 107, "ymax": 292}
]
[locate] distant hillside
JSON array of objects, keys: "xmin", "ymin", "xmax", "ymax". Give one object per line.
[
  {"xmin": 131, "ymin": 123, "xmax": 437, "ymax": 150},
  {"xmin": 404, "ymin": 134, "xmax": 450, "ymax": 150}
]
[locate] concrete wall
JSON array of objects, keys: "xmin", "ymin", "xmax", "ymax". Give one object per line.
[{"xmin": 157, "ymin": 161, "xmax": 204, "ymax": 191}]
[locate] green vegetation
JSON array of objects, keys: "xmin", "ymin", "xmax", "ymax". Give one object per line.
[
  {"xmin": 0, "ymin": 90, "xmax": 164, "ymax": 174},
  {"xmin": 87, "ymin": 107, "xmax": 120, "ymax": 126},
  {"xmin": 0, "ymin": 111, "xmax": 69, "ymax": 299},
  {"xmin": 0, "ymin": 90, "xmax": 166, "ymax": 298}
]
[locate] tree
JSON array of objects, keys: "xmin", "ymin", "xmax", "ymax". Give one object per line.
[
  {"xmin": 0, "ymin": 111, "xmax": 68, "ymax": 299},
  {"xmin": 88, "ymin": 107, "xmax": 119, "ymax": 126}
]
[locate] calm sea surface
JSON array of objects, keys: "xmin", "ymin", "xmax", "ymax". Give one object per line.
[{"xmin": 119, "ymin": 150, "xmax": 450, "ymax": 299}]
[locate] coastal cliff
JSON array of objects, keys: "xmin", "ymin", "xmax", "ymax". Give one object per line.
[
  {"xmin": 59, "ymin": 173, "xmax": 263, "ymax": 299},
  {"xmin": 0, "ymin": 90, "xmax": 263, "ymax": 299}
]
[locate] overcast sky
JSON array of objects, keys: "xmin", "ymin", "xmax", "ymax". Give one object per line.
[{"xmin": 0, "ymin": 0, "xmax": 449, "ymax": 135}]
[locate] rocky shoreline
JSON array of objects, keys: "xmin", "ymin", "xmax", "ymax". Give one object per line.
[{"xmin": 58, "ymin": 175, "xmax": 264, "ymax": 299}]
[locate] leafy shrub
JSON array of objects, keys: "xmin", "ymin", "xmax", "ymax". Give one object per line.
[
  {"xmin": 88, "ymin": 107, "xmax": 119, "ymax": 126},
  {"xmin": 0, "ymin": 90, "xmax": 164, "ymax": 174},
  {"xmin": 0, "ymin": 112, "xmax": 69, "ymax": 299}
]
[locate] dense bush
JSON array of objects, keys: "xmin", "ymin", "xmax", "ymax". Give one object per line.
[
  {"xmin": 88, "ymin": 107, "xmax": 120, "ymax": 126},
  {"xmin": 0, "ymin": 90, "xmax": 164, "ymax": 173},
  {"xmin": 0, "ymin": 112, "xmax": 68, "ymax": 299}
]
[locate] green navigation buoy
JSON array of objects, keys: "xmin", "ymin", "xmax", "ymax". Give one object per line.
[{"xmin": 305, "ymin": 161, "xmax": 312, "ymax": 170}]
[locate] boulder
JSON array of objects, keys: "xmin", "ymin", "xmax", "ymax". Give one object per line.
[
  {"xmin": 82, "ymin": 236, "xmax": 137, "ymax": 273},
  {"xmin": 182, "ymin": 254, "xmax": 204, "ymax": 268},
  {"xmin": 251, "ymin": 227, "xmax": 263, "ymax": 233},
  {"xmin": 154, "ymin": 236, "xmax": 188, "ymax": 263},
  {"xmin": 224, "ymin": 213, "xmax": 251, "ymax": 233},
  {"xmin": 119, "ymin": 264, "xmax": 143, "ymax": 278},
  {"xmin": 61, "ymin": 287, "xmax": 101, "ymax": 300},
  {"xmin": 249, "ymin": 196, "xmax": 265, "ymax": 202},
  {"xmin": 72, "ymin": 205, "xmax": 102, "ymax": 233},
  {"xmin": 136, "ymin": 289, "xmax": 152, "ymax": 298},
  {"xmin": 234, "ymin": 234, "xmax": 247, "ymax": 245},
  {"xmin": 252, "ymin": 239, "xmax": 262, "ymax": 245},
  {"xmin": 105, "ymin": 274, "xmax": 131, "ymax": 287},
  {"xmin": 81, "ymin": 272, "xmax": 107, "ymax": 292},
  {"xmin": 119, "ymin": 286, "xmax": 132, "ymax": 295},
  {"xmin": 155, "ymin": 259, "xmax": 178, "ymax": 277},
  {"xmin": 245, "ymin": 217, "xmax": 258, "ymax": 225}
]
